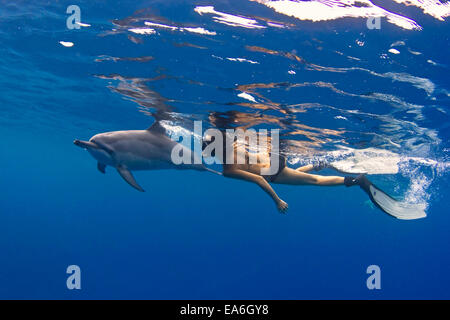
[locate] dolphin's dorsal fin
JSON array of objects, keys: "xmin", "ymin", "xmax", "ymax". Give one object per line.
[
  {"xmin": 117, "ymin": 166, "xmax": 145, "ymax": 192},
  {"xmin": 147, "ymin": 121, "xmax": 166, "ymax": 135}
]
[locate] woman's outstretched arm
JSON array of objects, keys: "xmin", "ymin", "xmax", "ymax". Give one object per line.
[{"xmin": 223, "ymin": 168, "xmax": 288, "ymax": 213}]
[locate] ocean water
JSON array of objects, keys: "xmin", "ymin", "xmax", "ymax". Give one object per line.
[{"xmin": 0, "ymin": 0, "xmax": 449, "ymax": 299}]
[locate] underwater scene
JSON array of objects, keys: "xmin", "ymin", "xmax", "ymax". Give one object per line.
[{"xmin": 0, "ymin": 0, "xmax": 449, "ymax": 299}]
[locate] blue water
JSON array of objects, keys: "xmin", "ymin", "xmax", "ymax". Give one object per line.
[{"xmin": 0, "ymin": 0, "xmax": 449, "ymax": 299}]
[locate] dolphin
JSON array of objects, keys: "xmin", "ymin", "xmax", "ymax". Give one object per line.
[{"xmin": 74, "ymin": 121, "xmax": 220, "ymax": 192}]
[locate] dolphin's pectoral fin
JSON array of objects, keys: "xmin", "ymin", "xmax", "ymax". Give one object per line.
[
  {"xmin": 117, "ymin": 166, "xmax": 145, "ymax": 192},
  {"xmin": 97, "ymin": 162, "xmax": 106, "ymax": 174}
]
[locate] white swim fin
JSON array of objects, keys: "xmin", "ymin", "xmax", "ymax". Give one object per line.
[{"xmin": 349, "ymin": 175, "xmax": 426, "ymax": 220}]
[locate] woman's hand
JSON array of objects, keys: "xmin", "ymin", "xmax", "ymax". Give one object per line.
[{"xmin": 277, "ymin": 199, "xmax": 289, "ymax": 214}]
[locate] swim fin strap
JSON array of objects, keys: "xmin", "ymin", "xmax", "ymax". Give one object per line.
[{"xmin": 204, "ymin": 167, "xmax": 223, "ymax": 176}]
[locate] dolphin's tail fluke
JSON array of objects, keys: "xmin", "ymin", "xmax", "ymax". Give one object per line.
[{"xmin": 346, "ymin": 175, "xmax": 426, "ymax": 220}]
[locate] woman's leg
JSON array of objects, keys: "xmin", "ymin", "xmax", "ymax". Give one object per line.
[
  {"xmin": 296, "ymin": 161, "xmax": 328, "ymax": 173},
  {"xmin": 273, "ymin": 167, "xmax": 345, "ymax": 186},
  {"xmin": 295, "ymin": 164, "xmax": 314, "ymax": 172}
]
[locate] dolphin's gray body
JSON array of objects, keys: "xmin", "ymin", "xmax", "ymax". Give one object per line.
[{"xmin": 74, "ymin": 122, "xmax": 217, "ymax": 192}]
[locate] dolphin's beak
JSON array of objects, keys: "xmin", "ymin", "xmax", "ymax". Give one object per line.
[{"xmin": 74, "ymin": 139, "xmax": 98, "ymax": 150}]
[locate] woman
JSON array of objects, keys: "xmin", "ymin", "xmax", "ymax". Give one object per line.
[{"xmin": 220, "ymin": 142, "xmax": 362, "ymax": 213}]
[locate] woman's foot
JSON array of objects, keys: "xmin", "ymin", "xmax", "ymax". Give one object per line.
[{"xmin": 344, "ymin": 174, "xmax": 366, "ymax": 187}]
